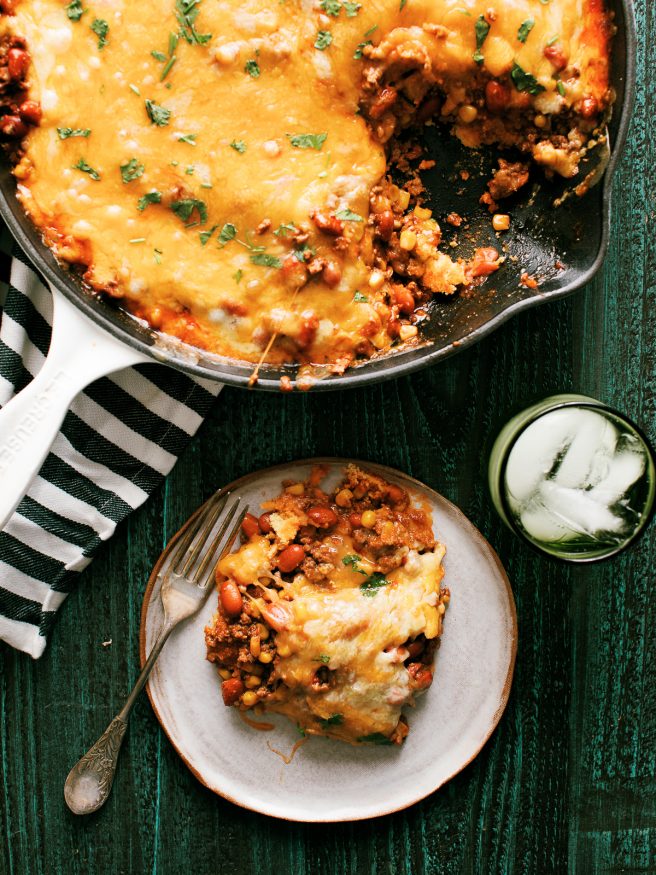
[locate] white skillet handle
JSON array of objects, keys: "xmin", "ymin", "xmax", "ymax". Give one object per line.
[{"xmin": 0, "ymin": 286, "xmax": 150, "ymax": 531}]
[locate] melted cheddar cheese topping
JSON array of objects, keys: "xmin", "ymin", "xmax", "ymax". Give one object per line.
[{"xmin": 3, "ymin": 0, "xmax": 611, "ymax": 367}]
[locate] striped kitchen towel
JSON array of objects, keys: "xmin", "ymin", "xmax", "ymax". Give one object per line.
[{"xmin": 0, "ymin": 227, "xmax": 222, "ymax": 658}]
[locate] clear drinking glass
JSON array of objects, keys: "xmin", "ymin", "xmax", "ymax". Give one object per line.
[{"xmin": 488, "ymin": 394, "xmax": 656, "ymax": 562}]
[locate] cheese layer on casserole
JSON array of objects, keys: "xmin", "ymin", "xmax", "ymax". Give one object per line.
[{"xmin": 2, "ymin": 0, "xmax": 611, "ymax": 367}]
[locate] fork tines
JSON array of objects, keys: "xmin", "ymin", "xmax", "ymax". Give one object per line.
[{"xmin": 171, "ymin": 493, "xmax": 246, "ymax": 587}]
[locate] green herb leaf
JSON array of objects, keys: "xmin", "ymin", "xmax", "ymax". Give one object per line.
[
  {"xmin": 510, "ymin": 62, "xmax": 545, "ymax": 95},
  {"xmin": 360, "ymin": 572, "xmax": 388, "ymax": 597},
  {"xmin": 233, "ymin": 269, "xmax": 243, "ymax": 283},
  {"xmin": 250, "ymin": 252, "xmax": 283, "ymax": 268},
  {"xmin": 335, "ymin": 208, "xmax": 363, "ymax": 222},
  {"xmin": 176, "ymin": 0, "xmax": 212, "ymax": 45},
  {"xmin": 57, "ymin": 127, "xmax": 91, "ymax": 139},
  {"xmin": 154, "ymin": 248, "xmax": 163, "ymax": 264},
  {"xmin": 354, "ymin": 40, "xmax": 372, "ymax": 59},
  {"xmin": 73, "ymin": 158, "xmax": 100, "ymax": 181},
  {"xmin": 288, "ymin": 132, "xmax": 327, "ymax": 150},
  {"xmin": 343, "ymin": 1, "xmax": 361, "ymax": 16},
  {"xmin": 320, "ymin": 0, "xmax": 341, "ymax": 15},
  {"xmin": 217, "ymin": 223, "xmax": 237, "ymax": 246},
  {"xmin": 199, "ymin": 224, "xmax": 218, "ymax": 245},
  {"xmin": 297, "ymin": 724, "xmax": 307, "ymax": 737},
  {"xmin": 342, "ymin": 553, "xmax": 367, "ymax": 574},
  {"xmin": 318, "ymin": 713, "xmax": 344, "ymax": 728},
  {"xmin": 357, "ymin": 733, "xmax": 393, "ymax": 745},
  {"xmin": 316, "ymin": 654, "xmax": 331, "ymax": 664},
  {"xmin": 473, "ymin": 14, "xmax": 490, "ymax": 64},
  {"xmin": 556, "ymin": 79, "xmax": 566, "ymax": 97},
  {"xmin": 230, "ymin": 139, "xmax": 247, "ymax": 153},
  {"xmin": 177, "ymin": 133, "xmax": 197, "ymax": 145},
  {"xmin": 145, "ymin": 99, "xmax": 172, "ymax": 126},
  {"xmin": 546, "ymin": 34, "xmax": 560, "ymax": 46},
  {"xmin": 315, "ymin": 30, "xmax": 333, "ymax": 50},
  {"xmin": 90, "ymin": 18, "xmax": 109, "ymax": 50},
  {"xmin": 245, "ymin": 59, "xmax": 261, "ymax": 78},
  {"xmin": 66, "ymin": 0, "xmax": 85, "ymax": 22},
  {"xmin": 517, "ymin": 19, "xmax": 535, "ymax": 43},
  {"xmin": 399, "ymin": 0, "xmax": 407, "ymax": 9},
  {"xmin": 120, "ymin": 158, "xmax": 144, "ymax": 184},
  {"xmin": 353, "ymin": 291, "xmax": 368, "ymax": 302},
  {"xmin": 274, "ymin": 222, "xmax": 296, "ymax": 237},
  {"xmin": 137, "ymin": 190, "xmax": 162, "ymax": 211},
  {"xmin": 151, "ymin": 50, "xmax": 167, "ymax": 62},
  {"xmin": 170, "ymin": 197, "xmax": 208, "ymax": 225}
]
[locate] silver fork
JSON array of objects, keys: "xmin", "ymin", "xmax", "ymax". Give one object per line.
[{"xmin": 64, "ymin": 492, "xmax": 247, "ymax": 816}]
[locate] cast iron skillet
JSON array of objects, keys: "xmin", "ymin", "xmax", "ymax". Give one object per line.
[{"xmin": 0, "ymin": 0, "xmax": 636, "ymax": 392}]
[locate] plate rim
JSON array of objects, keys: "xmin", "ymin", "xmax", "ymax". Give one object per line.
[{"xmin": 139, "ymin": 457, "xmax": 518, "ymax": 822}]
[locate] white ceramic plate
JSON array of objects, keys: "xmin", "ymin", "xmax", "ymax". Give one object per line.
[{"xmin": 140, "ymin": 459, "xmax": 517, "ymax": 822}]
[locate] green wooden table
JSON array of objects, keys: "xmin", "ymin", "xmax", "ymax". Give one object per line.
[{"xmin": 1, "ymin": 5, "xmax": 654, "ymax": 872}]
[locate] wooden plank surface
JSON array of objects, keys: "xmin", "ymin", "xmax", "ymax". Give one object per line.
[{"xmin": 1, "ymin": 2, "xmax": 655, "ymax": 871}]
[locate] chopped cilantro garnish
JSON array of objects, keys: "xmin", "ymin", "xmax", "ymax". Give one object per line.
[
  {"xmin": 199, "ymin": 224, "xmax": 218, "ymax": 245},
  {"xmin": 297, "ymin": 725, "xmax": 307, "ymax": 737},
  {"xmin": 274, "ymin": 222, "xmax": 296, "ymax": 237},
  {"xmin": 399, "ymin": 0, "xmax": 407, "ymax": 9},
  {"xmin": 137, "ymin": 190, "xmax": 162, "ymax": 211},
  {"xmin": 517, "ymin": 19, "xmax": 535, "ymax": 43},
  {"xmin": 315, "ymin": 30, "xmax": 333, "ymax": 50},
  {"xmin": 161, "ymin": 56, "xmax": 177, "ymax": 80},
  {"xmin": 90, "ymin": 18, "xmax": 109, "ymax": 50},
  {"xmin": 129, "ymin": 84, "xmax": 141, "ymax": 96},
  {"xmin": 556, "ymin": 80, "xmax": 566, "ymax": 97},
  {"xmin": 360, "ymin": 572, "xmax": 388, "ymax": 597},
  {"xmin": 288, "ymin": 132, "xmax": 327, "ymax": 150},
  {"xmin": 145, "ymin": 99, "xmax": 171, "ymax": 126},
  {"xmin": 170, "ymin": 197, "xmax": 208, "ymax": 225},
  {"xmin": 233, "ymin": 269, "xmax": 243, "ymax": 284},
  {"xmin": 177, "ymin": 134, "xmax": 197, "ymax": 145},
  {"xmin": 151, "ymin": 50, "xmax": 167, "ymax": 62},
  {"xmin": 245, "ymin": 59, "xmax": 261, "ymax": 78},
  {"xmin": 342, "ymin": 554, "xmax": 367, "ymax": 574},
  {"xmin": 320, "ymin": 0, "xmax": 341, "ymax": 15},
  {"xmin": 316, "ymin": 655, "xmax": 331, "ymax": 664},
  {"xmin": 546, "ymin": 34, "xmax": 560, "ymax": 46},
  {"xmin": 120, "ymin": 158, "xmax": 144, "ymax": 183},
  {"xmin": 353, "ymin": 40, "xmax": 372, "ymax": 59},
  {"xmin": 73, "ymin": 158, "xmax": 100, "ymax": 181},
  {"xmin": 293, "ymin": 242, "xmax": 315, "ymax": 262},
  {"xmin": 343, "ymin": 1, "xmax": 361, "ymax": 15},
  {"xmin": 510, "ymin": 62, "xmax": 545, "ymax": 95},
  {"xmin": 473, "ymin": 15, "xmax": 490, "ymax": 64},
  {"xmin": 335, "ymin": 208, "xmax": 363, "ymax": 222},
  {"xmin": 176, "ymin": 0, "xmax": 212, "ymax": 45},
  {"xmin": 250, "ymin": 252, "xmax": 283, "ymax": 268},
  {"xmin": 154, "ymin": 248, "xmax": 163, "ymax": 264},
  {"xmin": 57, "ymin": 127, "xmax": 91, "ymax": 139},
  {"xmin": 184, "ymin": 166, "xmax": 194, "ymax": 175},
  {"xmin": 318, "ymin": 713, "xmax": 343, "ymax": 728},
  {"xmin": 230, "ymin": 140, "xmax": 247, "ymax": 153},
  {"xmin": 217, "ymin": 223, "xmax": 237, "ymax": 246},
  {"xmin": 353, "ymin": 291, "xmax": 368, "ymax": 302},
  {"xmin": 65, "ymin": 0, "xmax": 85, "ymax": 21},
  {"xmin": 357, "ymin": 733, "xmax": 393, "ymax": 745}
]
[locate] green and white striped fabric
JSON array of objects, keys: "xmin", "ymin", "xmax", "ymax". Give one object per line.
[{"xmin": 0, "ymin": 231, "xmax": 221, "ymax": 658}]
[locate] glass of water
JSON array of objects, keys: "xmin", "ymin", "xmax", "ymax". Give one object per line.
[{"xmin": 488, "ymin": 394, "xmax": 656, "ymax": 561}]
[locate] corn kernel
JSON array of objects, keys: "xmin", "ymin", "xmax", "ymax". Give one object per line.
[
  {"xmin": 218, "ymin": 668, "xmax": 232, "ymax": 680},
  {"xmin": 438, "ymin": 603, "xmax": 446, "ymax": 615},
  {"xmin": 241, "ymin": 691, "xmax": 259, "ymax": 707},
  {"xmin": 371, "ymin": 330, "xmax": 389, "ymax": 350},
  {"xmin": 380, "ymin": 521, "xmax": 395, "ymax": 540},
  {"xmin": 335, "ymin": 488, "xmax": 353, "ymax": 508},
  {"xmin": 492, "ymin": 214, "xmax": 510, "ymax": 232},
  {"xmin": 277, "ymin": 642, "xmax": 291, "ymax": 657},
  {"xmin": 245, "ymin": 674, "xmax": 261, "ymax": 689},
  {"xmin": 414, "ymin": 205, "xmax": 432, "ymax": 220},
  {"xmin": 361, "ymin": 510, "xmax": 377, "ymax": 528},
  {"xmin": 534, "ymin": 113, "xmax": 547, "ymax": 129},
  {"xmin": 399, "ymin": 324, "xmax": 418, "ymax": 341},
  {"xmin": 249, "ymin": 635, "xmax": 261, "ymax": 658},
  {"xmin": 390, "ymin": 185, "xmax": 410, "ymax": 211},
  {"xmin": 399, "ymin": 229, "xmax": 417, "ymax": 251},
  {"xmin": 258, "ymin": 623, "xmax": 270, "ymax": 641},
  {"xmin": 259, "ymin": 651, "xmax": 274, "ymax": 663},
  {"xmin": 458, "ymin": 104, "xmax": 478, "ymax": 124},
  {"xmin": 369, "ymin": 269, "xmax": 386, "ymax": 290},
  {"xmin": 286, "ymin": 482, "xmax": 305, "ymax": 495}
]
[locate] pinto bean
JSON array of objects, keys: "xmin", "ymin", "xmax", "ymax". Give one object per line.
[
  {"xmin": 0, "ymin": 115, "xmax": 27, "ymax": 138},
  {"xmin": 322, "ymin": 260, "xmax": 342, "ymax": 287},
  {"xmin": 312, "ymin": 211, "xmax": 344, "ymax": 236},
  {"xmin": 306, "ymin": 506, "xmax": 338, "ymax": 528},
  {"xmin": 221, "ymin": 677, "xmax": 244, "ymax": 706},
  {"xmin": 407, "ymin": 662, "xmax": 433, "ymax": 689},
  {"xmin": 544, "ymin": 44, "xmax": 568, "ymax": 71},
  {"xmin": 374, "ymin": 209, "xmax": 395, "ymax": 241},
  {"xmin": 368, "ymin": 86, "xmax": 398, "ymax": 120},
  {"xmin": 258, "ymin": 513, "xmax": 272, "ymax": 534},
  {"xmin": 7, "ymin": 48, "xmax": 29, "ymax": 81},
  {"xmin": 18, "ymin": 100, "xmax": 42, "ymax": 125},
  {"xmin": 241, "ymin": 513, "xmax": 260, "ymax": 539},
  {"xmin": 220, "ymin": 580, "xmax": 244, "ymax": 617},
  {"xmin": 485, "ymin": 80, "xmax": 511, "ymax": 114},
  {"xmin": 579, "ymin": 95, "xmax": 599, "ymax": 119},
  {"xmin": 277, "ymin": 544, "xmax": 305, "ymax": 573}
]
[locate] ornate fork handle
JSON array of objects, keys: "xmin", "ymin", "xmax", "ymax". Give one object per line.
[{"xmin": 64, "ymin": 717, "xmax": 128, "ymax": 815}]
